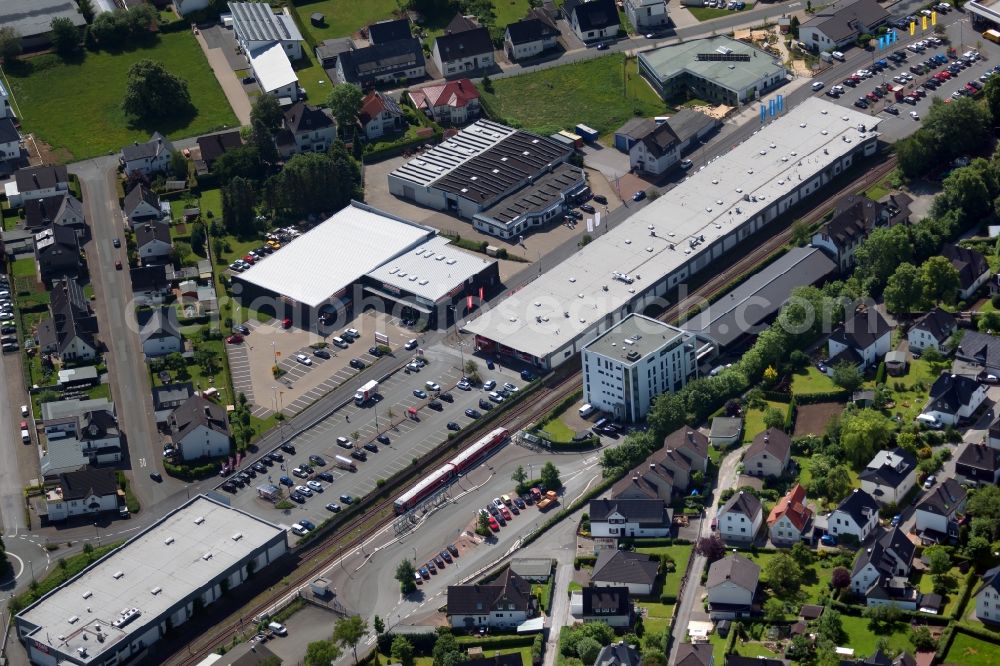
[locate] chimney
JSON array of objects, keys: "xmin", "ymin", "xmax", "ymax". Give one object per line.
[{"xmin": 204, "ymin": 406, "xmax": 212, "ymax": 419}]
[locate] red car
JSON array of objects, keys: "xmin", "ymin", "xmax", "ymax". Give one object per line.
[
  {"xmin": 500, "ymin": 507, "xmax": 512, "ymax": 521},
  {"xmin": 115, "ymin": 259, "xmax": 122, "ymax": 270},
  {"xmin": 488, "ymin": 516, "xmax": 500, "ymax": 531},
  {"xmin": 226, "ymin": 334, "xmax": 244, "ymax": 344},
  {"xmin": 281, "ymin": 317, "xmax": 292, "ymax": 329},
  {"xmin": 243, "ymin": 254, "xmax": 255, "ymax": 264}
]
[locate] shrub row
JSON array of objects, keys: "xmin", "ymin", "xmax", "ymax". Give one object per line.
[
  {"xmin": 456, "ymin": 635, "xmax": 536, "ymax": 649},
  {"xmin": 795, "ymin": 389, "xmax": 850, "ymax": 404}
]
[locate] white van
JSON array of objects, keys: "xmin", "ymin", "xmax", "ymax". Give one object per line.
[
  {"xmin": 332, "ymin": 336, "xmax": 349, "ymax": 349},
  {"xmin": 579, "ymin": 403, "xmax": 597, "ymax": 418},
  {"xmin": 916, "ymin": 413, "xmax": 943, "ymax": 429},
  {"xmin": 831, "ymin": 50, "xmax": 845, "ymax": 61}
]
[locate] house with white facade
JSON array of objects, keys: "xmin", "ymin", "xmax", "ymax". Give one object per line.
[
  {"xmin": 717, "ymin": 491, "xmax": 763, "ymax": 545},
  {"xmin": 592, "ymin": 551, "xmax": 659, "ymax": 595},
  {"xmin": 828, "ymin": 489, "xmax": 880, "ymax": 543},
  {"xmin": 358, "ymin": 91, "xmax": 404, "ymax": 141},
  {"xmin": 36, "ymin": 277, "xmax": 98, "ymax": 362},
  {"xmin": 130, "ymin": 265, "xmax": 170, "ymax": 307},
  {"xmin": 5, "ymin": 164, "xmax": 69, "ymax": 207},
  {"xmin": 447, "ymin": 569, "xmax": 535, "ymax": 629},
  {"xmin": 706, "ymin": 554, "xmax": 759, "ymax": 620},
  {"xmin": 139, "ymin": 307, "xmax": 182, "ymax": 358},
  {"xmin": 851, "ymin": 527, "xmax": 916, "ymax": 609},
  {"xmin": 956, "ymin": 330, "xmax": 1000, "ymax": 377},
  {"xmin": 433, "ymin": 15, "xmax": 495, "ymax": 77},
  {"xmin": 907, "ymin": 307, "xmax": 957, "ymax": 353},
  {"xmin": 975, "ymin": 565, "xmax": 1000, "ymax": 624},
  {"xmin": 810, "ymin": 194, "xmax": 889, "ymax": 273},
  {"xmin": 914, "ymin": 478, "xmax": 966, "ymax": 543},
  {"xmin": 767, "ymin": 483, "xmax": 813, "ymax": 546},
  {"xmin": 23, "ymin": 194, "xmax": 85, "ymax": 240},
  {"xmin": 169, "ymin": 395, "xmax": 231, "ymax": 461},
  {"xmin": 123, "ymin": 183, "xmax": 163, "ymax": 228},
  {"xmin": 942, "ymin": 244, "xmax": 991, "ymax": 301},
  {"xmin": 504, "ymin": 15, "xmax": 559, "ymax": 62},
  {"xmin": 274, "ymin": 102, "xmax": 336, "ymax": 159},
  {"xmin": 575, "ymin": 587, "xmax": 633, "ymax": 628},
  {"xmin": 40, "ymin": 403, "xmax": 121, "ymax": 476},
  {"xmin": 827, "ymin": 307, "xmax": 891, "ymax": 373},
  {"xmin": 798, "ymin": 0, "xmax": 888, "ymax": 51},
  {"xmin": 136, "ymin": 220, "xmax": 173, "ymax": 264},
  {"xmin": 565, "ymin": 0, "xmax": 620, "ymax": 43},
  {"xmin": 624, "ymin": 0, "xmax": 669, "ymax": 30},
  {"xmin": 859, "ymin": 447, "xmax": 917, "ymax": 506},
  {"xmin": 0, "ymin": 116, "xmax": 21, "ymax": 163},
  {"xmin": 582, "ymin": 314, "xmax": 700, "ymax": 423},
  {"xmin": 120, "ymin": 133, "xmax": 174, "ymax": 178},
  {"xmin": 229, "ymin": 1, "xmax": 302, "ymax": 60},
  {"xmin": 44, "ymin": 469, "xmax": 120, "ymax": 522},
  {"xmin": 742, "ymin": 428, "xmax": 791, "ymax": 478},
  {"xmin": 408, "ymin": 79, "xmax": 481, "ymax": 125},
  {"xmin": 589, "ymin": 498, "xmax": 671, "ymax": 538},
  {"xmin": 955, "ymin": 442, "xmax": 1000, "ymax": 486},
  {"xmin": 0, "ymin": 80, "xmax": 12, "ymax": 119},
  {"xmin": 923, "ymin": 372, "xmax": 987, "ymax": 426}
]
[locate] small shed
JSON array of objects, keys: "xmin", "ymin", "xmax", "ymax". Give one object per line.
[
  {"xmin": 710, "ymin": 416, "xmax": 742, "ymax": 448},
  {"xmin": 886, "ymin": 350, "xmax": 908, "ymax": 376},
  {"xmin": 311, "ymin": 577, "xmax": 333, "ymax": 597},
  {"xmin": 852, "ymin": 389, "xmax": 876, "ymax": 407},
  {"xmin": 575, "ymin": 124, "xmax": 599, "ymax": 142},
  {"xmin": 310, "ymin": 12, "xmax": 325, "ymax": 26}
]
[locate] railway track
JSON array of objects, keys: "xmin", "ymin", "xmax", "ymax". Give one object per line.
[{"xmin": 168, "ymin": 155, "xmax": 898, "ymax": 665}]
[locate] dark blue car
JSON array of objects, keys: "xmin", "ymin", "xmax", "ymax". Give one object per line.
[{"xmin": 279, "ymin": 475, "xmax": 293, "ymax": 486}]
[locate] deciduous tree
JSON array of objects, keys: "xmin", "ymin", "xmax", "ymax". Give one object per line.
[
  {"xmin": 540, "ymin": 462, "xmax": 561, "ymax": 490},
  {"xmin": 395, "ymin": 559, "xmax": 417, "ymax": 594},
  {"xmin": 921, "ymin": 255, "xmax": 961, "ymax": 305},
  {"xmin": 51, "ymin": 18, "xmax": 80, "ymax": 57},
  {"xmin": 391, "ymin": 636, "xmax": 415, "ymax": 666},
  {"xmin": 327, "ymin": 84, "xmax": 364, "ymax": 136},
  {"xmin": 121, "ymin": 59, "xmax": 192, "ymax": 121},
  {"xmin": 764, "ymin": 553, "xmax": 802, "ymax": 599},
  {"xmin": 332, "ymin": 615, "xmax": 368, "ymax": 666},
  {"xmin": 0, "ymin": 27, "xmax": 22, "ymax": 62},
  {"xmin": 884, "ymin": 262, "xmax": 926, "ymax": 314},
  {"xmin": 251, "ymin": 93, "xmax": 284, "ymax": 132},
  {"xmin": 696, "ymin": 534, "xmax": 725, "ymax": 563},
  {"xmin": 305, "ymin": 640, "xmax": 340, "ymax": 666}
]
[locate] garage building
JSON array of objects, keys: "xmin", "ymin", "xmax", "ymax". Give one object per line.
[
  {"xmin": 464, "ymin": 98, "xmax": 880, "ymax": 370},
  {"xmin": 472, "ymin": 163, "xmax": 589, "ymax": 240},
  {"xmin": 388, "ymin": 120, "xmax": 573, "ymax": 219},
  {"xmin": 15, "ymin": 495, "xmax": 287, "ymax": 666}
]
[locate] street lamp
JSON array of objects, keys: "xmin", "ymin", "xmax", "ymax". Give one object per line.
[{"xmin": 94, "ymin": 522, "xmax": 100, "ymax": 547}]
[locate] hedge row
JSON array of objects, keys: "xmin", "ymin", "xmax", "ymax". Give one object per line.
[
  {"xmin": 951, "ymin": 569, "xmax": 978, "ymax": 621},
  {"xmin": 574, "ymin": 555, "xmax": 597, "ymax": 568},
  {"xmin": 795, "ymin": 389, "xmax": 850, "ymax": 404},
  {"xmin": 456, "ymin": 635, "xmax": 536, "ymax": 649}
]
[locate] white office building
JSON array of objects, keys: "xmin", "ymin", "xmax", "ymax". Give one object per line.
[{"xmin": 582, "ymin": 314, "xmax": 701, "ymax": 422}]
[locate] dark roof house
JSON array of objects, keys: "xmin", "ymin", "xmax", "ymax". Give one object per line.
[
  {"xmin": 675, "ymin": 644, "xmax": 713, "ymax": 666},
  {"xmin": 23, "ymin": 194, "xmax": 85, "ymax": 233},
  {"xmin": 169, "ymin": 394, "xmax": 229, "ymax": 443},
  {"xmin": 197, "ymin": 131, "xmax": 243, "ymax": 169},
  {"xmin": 942, "ymin": 243, "xmax": 990, "ymax": 297},
  {"xmin": 15, "ymin": 164, "xmax": 69, "ymax": 194},
  {"xmin": 593, "ymin": 643, "xmax": 641, "ymax": 666},
  {"xmin": 909, "ymin": 307, "xmax": 957, "ymax": 347},
  {"xmin": 368, "ymin": 18, "xmax": 412, "ymax": 44},
  {"xmin": 566, "ymin": 0, "xmax": 620, "ymax": 35},
  {"xmin": 592, "ymin": 550, "xmax": 659, "ymax": 589},
  {"xmin": 34, "ymin": 224, "xmax": 82, "ymax": 284},
  {"xmin": 589, "ymin": 498, "xmax": 669, "ymax": 525},
  {"xmin": 506, "ymin": 17, "xmax": 559, "ymax": 46},
  {"xmin": 55, "ymin": 469, "xmax": 118, "ymax": 501},
  {"xmin": 447, "ymin": 569, "xmax": 534, "ymax": 616},
  {"xmin": 581, "ymin": 586, "xmax": 631, "ymax": 619}
]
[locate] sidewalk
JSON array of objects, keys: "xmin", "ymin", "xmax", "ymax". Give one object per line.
[{"xmin": 194, "ymin": 29, "xmax": 252, "ymax": 126}]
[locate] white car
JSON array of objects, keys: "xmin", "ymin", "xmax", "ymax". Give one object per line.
[
  {"xmin": 483, "ymin": 379, "xmax": 496, "ymax": 391},
  {"xmin": 503, "ymin": 382, "xmax": 518, "ymax": 392},
  {"xmin": 910, "ymin": 111, "xmax": 920, "ymax": 120},
  {"xmin": 295, "ymin": 485, "xmax": 313, "ymax": 496},
  {"xmin": 307, "ymin": 480, "xmax": 323, "ymax": 492},
  {"xmin": 923, "ymin": 475, "xmax": 936, "ymax": 489},
  {"xmin": 811, "ymin": 81, "xmax": 825, "ymax": 91},
  {"xmin": 404, "ymin": 339, "xmax": 418, "ymax": 350},
  {"xmin": 489, "ymin": 391, "xmax": 505, "ymax": 403},
  {"xmin": 21, "ymin": 428, "xmax": 30, "ymax": 443},
  {"xmin": 493, "ymin": 497, "xmax": 505, "ymax": 509},
  {"xmin": 295, "ymin": 353, "xmax": 312, "ymax": 366},
  {"xmin": 425, "ymin": 381, "xmax": 441, "ymax": 392},
  {"xmin": 291, "ymin": 523, "xmax": 310, "ymax": 536},
  {"xmin": 456, "ymin": 380, "xmax": 471, "ymax": 390},
  {"xmin": 831, "ymin": 50, "xmax": 845, "ymax": 61},
  {"xmin": 20, "ymin": 404, "xmax": 28, "ymax": 417}
]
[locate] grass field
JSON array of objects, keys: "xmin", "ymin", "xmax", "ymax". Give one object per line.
[
  {"xmin": 838, "ymin": 614, "xmax": 911, "ymax": 656},
  {"xmin": 742, "ymin": 401, "xmax": 787, "ymax": 443},
  {"xmin": 945, "ymin": 632, "xmax": 1000, "ymax": 666},
  {"xmin": 541, "ymin": 418, "xmax": 575, "ymax": 441},
  {"xmin": 11, "ymin": 258, "xmax": 35, "ymax": 278},
  {"xmin": 291, "ymin": 0, "xmax": 400, "ymax": 41},
  {"xmin": 637, "ymin": 600, "xmax": 675, "ymax": 634},
  {"xmin": 479, "ymin": 54, "xmax": 672, "ymax": 138},
  {"xmin": 790, "ymin": 366, "xmax": 840, "ymax": 395},
  {"xmin": 4, "ymin": 32, "xmax": 237, "ymax": 162},
  {"xmin": 634, "ymin": 544, "xmax": 694, "ymax": 598},
  {"xmin": 881, "ymin": 356, "xmax": 950, "ymax": 422},
  {"xmin": 686, "ymin": 2, "xmax": 755, "ymax": 21},
  {"xmin": 292, "ymin": 51, "xmax": 334, "ymax": 104}
]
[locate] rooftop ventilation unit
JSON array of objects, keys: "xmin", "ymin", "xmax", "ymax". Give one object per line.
[
  {"xmin": 419, "ymin": 280, "xmax": 429, "ymax": 285},
  {"xmin": 202, "ymin": 552, "xmax": 213, "ymax": 560},
  {"xmin": 435, "ymin": 255, "xmax": 445, "ymax": 261},
  {"xmin": 111, "ymin": 608, "xmax": 141, "ymax": 629},
  {"xmin": 194, "ymin": 516, "xmax": 205, "ymax": 525},
  {"xmin": 232, "ymin": 533, "xmax": 243, "ymax": 541},
  {"xmin": 82, "ymin": 591, "xmax": 93, "ymax": 599},
  {"xmin": 113, "ymin": 571, "xmax": 124, "ymax": 580},
  {"xmin": 151, "ymin": 587, "xmax": 162, "ymax": 595},
  {"xmin": 68, "ymin": 616, "xmax": 79, "ymax": 624}
]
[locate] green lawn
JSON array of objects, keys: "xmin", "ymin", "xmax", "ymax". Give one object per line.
[
  {"xmin": 291, "ymin": 0, "xmax": 399, "ymax": 41},
  {"xmin": 914, "ymin": 567, "xmax": 966, "ymax": 616},
  {"xmin": 743, "ymin": 401, "xmax": 786, "ymax": 443},
  {"xmin": 479, "ymin": 54, "xmax": 672, "ymax": 138},
  {"xmin": 687, "ymin": 3, "xmax": 755, "ymax": 21},
  {"xmin": 838, "ymin": 614, "xmax": 911, "ymax": 655},
  {"xmin": 637, "ymin": 600, "xmax": 674, "ymax": 635},
  {"xmin": 791, "ymin": 366, "xmax": 840, "ymax": 395},
  {"xmin": 709, "ymin": 632, "xmax": 729, "ymax": 664},
  {"xmin": 292, "ymin": 52, "xmax": 334, "ymax": 105},
  {"xmin": 492, "ymin": 0, "xmax": 534, "ymax": 27},
  {"xmin": 541, "ymin": 418, "xmax": 575, "ymax": 442},
  {"xmin": 4, "ymin": 32, "xmax": 237, "ymax": 162},
  {"xmin": 11, "ymin": 258, "xmax": 35, "ymax": 278},
  {"xmin": 881, "ymin": 357, "xmax": 951, "ymax": 423},
  {"xmin": 635, "ymin": 544, "xmax": 694, "ymax": 598},
  {"xmin": 944, "ymin": 632, "xmax": 1000, "ymax": 666}
]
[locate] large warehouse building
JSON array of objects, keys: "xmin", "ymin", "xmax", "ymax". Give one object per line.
[
  {"xmin": 387, "ymin": 120, "xmax": 574, "ymax": 220},
  {"xmin": 15, "ymin": 495, "xmax": 287, "ymax": 666},
  {"xmin": 464, "ymin": 98, "xmax": 880, "ymax": 369},
  {"xmin": 233, "ymin": 202, "xmax": 499, "ymax": 328}
]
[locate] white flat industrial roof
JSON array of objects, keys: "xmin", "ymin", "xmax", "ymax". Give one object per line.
[
  {"xmin": 465, "ymin": 97, "xmax": 878, "ymax": 360},
  {"xmin": 237, "ymin": 202, "xmax": 434, "ymax": 307},
  {"xmin": 388, "ymin": 120, "xmax": 517, "ymax": 187},
  {"xmin": 366, "ymin": 235, "xmax": 495, "ymax": 303},
  {"xmin": 17, "ymin": 495, "xmax": 284, "ymax": 661},
  {"xmin": 249, "ymin": 43, "xmax": 298, "ymax": 93}
]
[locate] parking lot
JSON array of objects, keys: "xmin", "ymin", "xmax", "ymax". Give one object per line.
[
  {"xmin": 812, "ymin": 12, "xmax": 998, "ymax": 143},
  {"xmin": 217, "ymin": 341, "xmax": 530, "ymax": 536}
]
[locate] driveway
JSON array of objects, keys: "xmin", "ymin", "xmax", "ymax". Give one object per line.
[
  {"xmin": 544, "ymin": 564, "xmax": 573, "ymax": 666},
  {"xmin": 194, "ymin": 28, "xmax": 252, "ymax": 125},
  {"xmin": 581, "ymin": 143, "xmax": 630, "ymax": 182}
]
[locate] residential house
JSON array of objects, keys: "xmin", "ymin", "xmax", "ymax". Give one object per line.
[
  {"xmin": 504, "ymin": 15, "xmax": 559, "ymax": 62},
  {"xmin": 196, "ymin": 130, "xmax": 242, "ymax": 172},
  {"xmin": 955, "ymin": 442, "xmax": 1000, "ymax": 485},
  {"xmin": 565, "ymin": 0, "xmax": 620, "ymax": 43},
  {"xmin": 447, "ymin": 569, "xmax": 535, "ymax": 629},
  {"xmin": 336, "ymin": 39, "xmax": 426, "ymax": 88},
  {"xmin": 130, "ymin": 265, "xmax": 170, "ymax": 307},
  {"xmin": 767, "ymin": 483, "xmax": 813, "ymax": 546},
  {"xmin": 851, "ymin": 527, "xmax": 915, "ymax": 593},
  {"xmin": 622, "ymin": 110, "xmax": 720, "ymax": 172},
  {"xmin": 0, "ymin": 80, "xmax": 10, "ymax": 119},
  {"xmin": 718, "ymin": 491, "xmax": 763, "ymax": 544},
  {"xmin": 229, "ymin": 2, "xmax": 303, "ymax": 60},
  {"xmin": 5, "ymin": 164, "xmax": 69, "ymax": 208},
  {"xmin": 589, "ymin": 498, "xmax": 671, "ymax": 538},
  {"xmin": 810, "ymin": 195, "xmax": 889, "ymax": 272},
  {"xmin": 136, "ymin": 220, "xmax": 173, "ymax": 264},
  {"xmin": 955, "ymin": 330, "xmax": 1000, "ymax": 377},
  {"xmin": 275, "ymin": 102, "xmax": 336, "ymax": 158},
  {"xmin": 612, "ymin": 427, "xmax": 707, "ymax": 500},
  {"xmin": 138, "ymin": 307, "xmax": 182, "ymax": 358},
  {"xmin": 591, "ymin": 550, "xmax": 659, "ymax": 595},
  {"xmin": 629, "ymin": 121, "xmax": 682, "ymax": 176},
  {"xmin": 123, "ymin": 184, "xmax": 162, "ymax": 228},
  {"xmin": 675, "ymin": 644, "xmax": 714, "ymax": 666},
  {"xmin": 798, "ymin": 0, "xmax": 889, "ymax": 51},
  {"xmin": 0, "ymin": 116, "xmax": 21, "ymax": 163},
  {"xmin": 408, "ymin": 79, "xmax": 481, "ymax": 125},
  {"xmin": 314, "ymin": 37, "xmax": 355, "ymax": 69},
  {"xmin": 40, "ymin": 402, "xmax": 121, "ymax": 476},
  {"xmin": 120, "ymin": 132, "xmax": 174, "ymax": 178},
  {"xmin": 942, "ymin": 244, "xmax": 991, "ymax": 301},
  {"xmin": 169, "ymin": 395, "xmax": 231, "ymax": 461},
  {"xmin": 358, "ymin": 91, "xmax": 404, "ymax": 141},
  {"xmin": 826, "ymin": 307, "xmax": 891, "ymax": 372},
  {"xmin": 174, "ymin": 0, "xmax": 210, "ymax": 14},
  {"xmin": 907, "ymin": 307, "xmax": 957, "ymax": 353},
  {"xmin": 859, "ymin": 447, "xmax": 917, "ymax": 505},
  {"xmin": 624, "ymin": 0, "xmax": 669, "ymax": 30},
  {"xmin": 710, "ymin": 416, "xmax": 743, "ymax": 448},
  {"xmin": 248, "ymin": 42, "xmax": 301, "ymax": 102},
  {"xmin": 914, "ymin": 477, "xmax": 966, "ymax": 543},
  {"xmin": 576, "ymin": 587, "xmax": 632, "ymax": 628},
  {"xmin": 706, "ymin": 554, "xmax": 759, "ymax": 620},
  {"xmin": 923, "ymin": 372, "xmax": 987, "ymax": 426},
  {"xmin": 36, "ymin": 277, "xmax": 98, "ymax": 362},
  {"xmin": 34, "ymin": 224, "xmax": 82, "ymax": 285},
  {"xmin": 974, "ymin": 565, "xmax": 1000, "ymax": 623},
  {"xmin": 828, "ymin": 488, "xmax": 880, "ymax": 543},
  {"xmin": 23, "ymin": 194, "xmax": 85, "ymax": 237},
  {"xmin": 152, "ymin": 382, "xmax": 194, "ymax": 424},
  {"xmin": 593, "ymin": 643, "xmax": 642, "ymax": 666},
  {"xmin": 742, "ymin": 427, "xmax": 791, "ymax": 478},
  {"xmin": 368, "ymin": 18, "xmax": 413, "ymax": 44},
  {"xmin": 433, "ymin": 16, "xmax": 495, "ymax": 77},
  {"xmin": 44, "ymin": 469, "xmax": 119, "ymax": 522}
]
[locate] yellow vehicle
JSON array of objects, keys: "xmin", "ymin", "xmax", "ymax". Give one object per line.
[
  {"xmin": 984, "ymin": 29, "xmax": 1000, "ymax": 44},
  {"xmin": 501, "ymin": 494, "xmax": 512, "ymax": 506}
]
